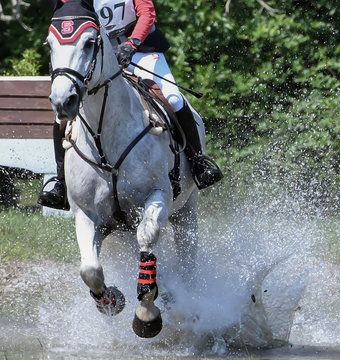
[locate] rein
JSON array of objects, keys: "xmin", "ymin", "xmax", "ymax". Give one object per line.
[
  {"xmin": 66, "ymin": 67, "xmax": 153, "ymax": 224},
  {"xmin": 49, "ymin": 20, "xmax": 165, "ymax": 224},
  {"xmin": 49, "ymin": 19, "xmax": 140, "ymax": 223}
]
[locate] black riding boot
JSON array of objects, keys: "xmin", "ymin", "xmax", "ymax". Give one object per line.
[
  {"xmin": 175, "ymin": 102, "xmax": 223, "ymax": 189},
  {"xmin": 38, "ymin": 122, "xmax": 69, "ymax": 210}
]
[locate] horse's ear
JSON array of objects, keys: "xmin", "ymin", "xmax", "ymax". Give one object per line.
[
  {"xmin": 48, "ymin": 0, "xmax": 65, "ymax": 11},
  {"xmin": 81, "ymin": 0, "xmax": 94, "ymax": 11}
]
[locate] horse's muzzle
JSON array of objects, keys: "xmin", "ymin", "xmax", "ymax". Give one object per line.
[{"xmin": 49, "ymin": 91, "xmax": 80, "ymax": 120}]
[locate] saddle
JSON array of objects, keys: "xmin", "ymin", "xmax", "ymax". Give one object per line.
[
  {"xmin": 61, "ymin": 73, "xmax": 183, "ymax": 199},
  {"xmin": 123, "ymin": 73, "xmax": 182, "ymax": 198},
  {"xmin": 61, "ymin": 74, "xmax": 179, "ymax": 144},
  {"xmin": 123, "ymin": 73, "xmax": 180, "ymax": 136}
]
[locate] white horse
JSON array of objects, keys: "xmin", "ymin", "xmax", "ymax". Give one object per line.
[{"xmin": 46, "ymin": 5, "xmax": 203, "ymax": 338}]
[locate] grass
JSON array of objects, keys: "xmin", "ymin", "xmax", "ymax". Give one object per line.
[
  {"xmin": 15, "ymin": 178, "xmax": 42, "ymax": 207},
  {"xmin": 0, "ymin": 177, "xmax": 78, "ymax": 263},
  {"xmin": 0, "ymin": 210, "xmax": 78, "ymax": 263},
  {"xmin": 0, "ymin": 176, "xmax": 339, "ymax": 266}
]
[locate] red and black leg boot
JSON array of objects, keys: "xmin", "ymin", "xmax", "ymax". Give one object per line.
[
  {"xmin": 137, "ymin": 252, "xmax": 158, "ymax": 301},
  {"xmin": 132, "ymin": 252, "xmax": 162, "ymax": 338}
]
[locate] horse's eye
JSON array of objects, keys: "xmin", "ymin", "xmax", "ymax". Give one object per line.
[{"xmin": 84, "ymin": 39, "xmax": 95, "ymax": 50}]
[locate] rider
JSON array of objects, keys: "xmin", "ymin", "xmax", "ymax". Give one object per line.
[{"xmin": 38, "ymin": 0, "xmax": 223, "ymax": 210}]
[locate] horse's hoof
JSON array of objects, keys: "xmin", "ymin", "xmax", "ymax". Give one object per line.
[
  {"xmin": 132, "ymin": 311, "xmax": 162, "ymax": 338},
  {"xmin": 91, "ymin": 286, "xmax": 125, "ymax": 316}
]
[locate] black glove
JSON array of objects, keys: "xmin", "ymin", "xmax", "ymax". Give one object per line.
[{"xmin": 116, "ymin": 43, "xmax": 136, "ymax": 68}]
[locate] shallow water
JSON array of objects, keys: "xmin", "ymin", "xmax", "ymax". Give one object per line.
[{"xmin": 1, "ymin": 188, "xmax": 339, "ymax": 359}]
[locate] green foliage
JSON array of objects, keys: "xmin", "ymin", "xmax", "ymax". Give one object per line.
[
  {"xmin": 3, "ymin": 48, "xmax": 42, "ymax": 76},
  {"xmin": 0, "ymin": 0, "xmax": 51, "ymax": 75},
  {"xmin": 0, "ymin": 0, "xmax": 338, "ymax": 212},
  {"xmin": 155, "ymin": 0, "xmax": 339, "ymax": 212}
]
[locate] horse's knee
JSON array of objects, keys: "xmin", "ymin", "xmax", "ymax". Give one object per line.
[
  {"xmin": 167, "ymin": 94, "xmax": 183, "ymax": 113},
  {"xmin": 137, "ymin": 218, "xmax": 160, "ymax": 252},
  {"xmin": 80, "ymin": 264, "xmax": 104, "ymax": 293}
]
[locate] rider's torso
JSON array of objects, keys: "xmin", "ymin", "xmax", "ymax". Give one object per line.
[{"xmin": 94, "ymin": 0, "xmax": 137, "ymax": 38}]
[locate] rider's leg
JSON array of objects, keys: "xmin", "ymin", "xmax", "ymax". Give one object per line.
[
  {"xmin": 175, "ymin": 100, "xmax": 223, "ymax": 189},
  {"xmin": 128, "ymin": 53, "xmax": 223, "ymax": 189},
  {"xmin": 38, "ymin": 120, "xmax": 68, "ymax": 209}
]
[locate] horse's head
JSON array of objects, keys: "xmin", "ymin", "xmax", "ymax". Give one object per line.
[{"xmin": 46, "ymin": 0, "xmax": 103, "ymax": 120}]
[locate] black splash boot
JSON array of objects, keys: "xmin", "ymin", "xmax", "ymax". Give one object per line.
[
  {"xmin": 38, "ymin": 121, "xmax": 69, "ymax": 210},
  {"xmin": 175, "ymin": 102, "xmax": 223, "ymax": 189}
]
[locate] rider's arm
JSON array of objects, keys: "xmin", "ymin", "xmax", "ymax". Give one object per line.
[{"xmin": 128, "ymin": 0, "xmax": 156, "ymax": 47}]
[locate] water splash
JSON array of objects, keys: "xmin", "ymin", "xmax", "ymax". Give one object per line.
[{"xmin": 1, "ymin": 185, "xmax": 339, "ymax": 358}]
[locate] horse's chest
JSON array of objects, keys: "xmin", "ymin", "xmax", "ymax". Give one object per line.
[
  {"xmin": 65, "ymin": 139, "xmax": 168, "ymax": 215},
  {"xmin": 67, "ymin": 164, "xmax": 146, "ymax": 212}
]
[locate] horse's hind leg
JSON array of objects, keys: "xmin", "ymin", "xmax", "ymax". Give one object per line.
[
  {"xmin": 75, "ymin": 210, "xmax": 125, "ymax": 315},
  {"xmin": 169, "ymin": 190, "xmax": 199, "ymax": 282},
  {"xmin": 132, "ymin": 189, "xmax": 171, "ymax": 338}
]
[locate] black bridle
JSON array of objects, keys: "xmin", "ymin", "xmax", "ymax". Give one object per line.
[
  {"xmin": 49, "ymin": 18, "xmax": 153, "ymax": 226},
  {"xmin": 50, "ymin": 16, "xmax": 104, "ymax": 100}
]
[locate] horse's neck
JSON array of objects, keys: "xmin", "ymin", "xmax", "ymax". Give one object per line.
[{"xmin": 81, "ymin": 67, "xmax": 142, "ymax": 161}]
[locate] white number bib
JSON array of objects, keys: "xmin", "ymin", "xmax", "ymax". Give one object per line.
[{"xmin": 94, "ymin": 0, "xmax": 137, "ymax": 36}]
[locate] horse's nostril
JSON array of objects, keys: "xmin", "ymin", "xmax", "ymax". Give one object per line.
[
  {"xmin": 49, "ymin": 93, "xmax": 79, "ymax": 119},
  {"xmin": 56, "ymin": 104, "xmax": 63, "ymax": 115},
  {"xmin": 67, "ymin": 94, "xmax": 79, "ymax": 108}
]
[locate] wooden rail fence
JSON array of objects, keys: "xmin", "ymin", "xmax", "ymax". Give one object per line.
[{"xmin": 0, "ymin": 77, "xmax": 54, "ymax": 139}]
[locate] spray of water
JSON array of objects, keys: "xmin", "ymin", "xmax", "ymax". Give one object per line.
[{"xmin": 1, "ymin": 180, "xmax": 339, "ymax": 358}]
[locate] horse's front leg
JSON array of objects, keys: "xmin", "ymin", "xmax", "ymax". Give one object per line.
[
  {"xmin": 75, "ymin": 209, "xmax": 125, "ymax": 316},
  {"xmin": 132, "ymin": 190, "xmax": 171, "ymax": 338}
]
